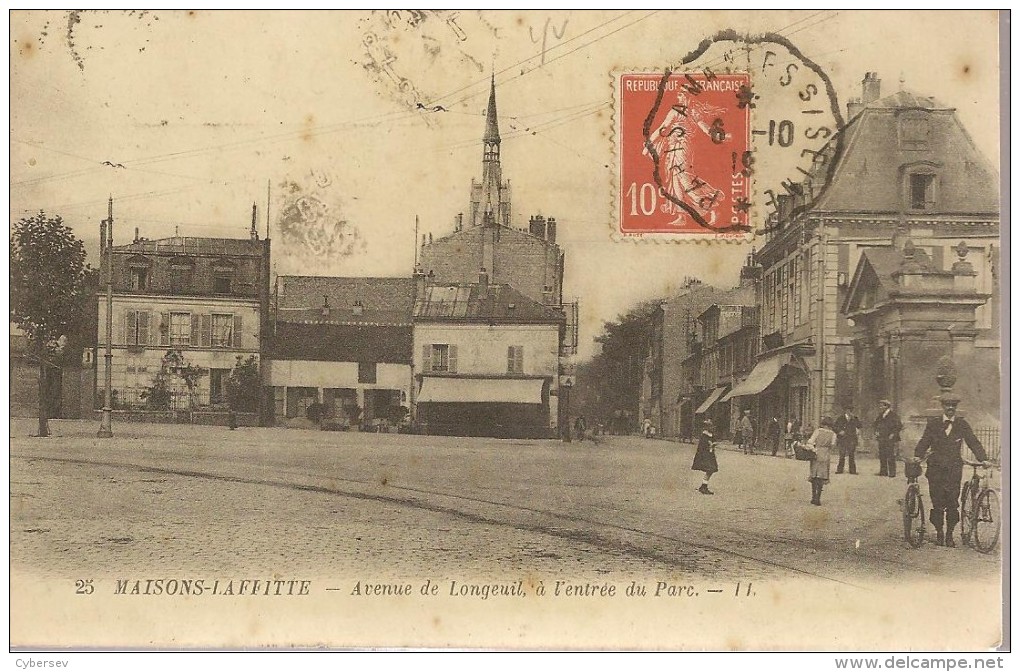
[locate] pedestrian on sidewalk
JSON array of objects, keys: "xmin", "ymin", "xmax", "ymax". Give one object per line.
[
  {"xmin": 766, "ymin": 416, "xmax": 782, "ymax": 456},
  {"xmin": 738, "ymin": 410, "xmax": 755, "ymax": 454},
  {"xmin": 805, "ymin": 417, "xmax": 835, "ymax": 505},
  {"xmin": 574, "ymin": 415, "xmax": 587, "ymax": 442},
  {"xmin": 692, "ymin": 419, "xmax": 719, "ymax": 495},
  {"xmin": 784, "ymin": 417, "xmax": 802, "ymax": 458},
  {"xmin": 834, "ymin": 404, "xmax": 862, "ymax": 474},
  {"xmin": 873, "ymin": 399, "xmax": 903, "ymax": 477}
]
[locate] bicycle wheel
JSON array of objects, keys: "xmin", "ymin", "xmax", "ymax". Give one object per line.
[
  {"xmin": 960, "ymin": 481, "xmax": 975, "ymax": 546},
  {"xmin": 973, "ymin": 489, "xmax": 1000, "ymax": 554},
  {"xmin": 903, "ymin": 485, "xmax": 925, "ymax": 548}
]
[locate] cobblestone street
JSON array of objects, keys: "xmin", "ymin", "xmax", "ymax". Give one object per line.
[{"xmin": 10, "ymin": 419, "xmax": 1002, "ymax": 649}]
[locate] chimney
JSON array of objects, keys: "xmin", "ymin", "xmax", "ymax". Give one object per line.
[
  {"xmin": 455, "ymin": 213, "xmax": 464, "ymax": 231},
  {"xmin": 847, "ymin": 97, "xmax": 863, "ymax": 119},
  {"xmin": 321, "ymin": 295, "xmax": 330, "ymax": 319},
  {"xmin": 478, "ymin": 267, "xmax": 489, "ymax": 287},
  {"xmin": 529, "ymin": 215, "xmax": 546, "ymax": 238},
  {"xmin": 776, "ymin": 194, "xmax": 793, "ymax": 223},
  {"xmin": 546, "ymin": 217, "xmax": 557, "ymax": 243},
  {"xmin": 134, "ymin": 227, "xmax": 139, "ymax": 243},
  {"xmin": 413, "ymin": 266, "xmax": 427, "ymax": 301},
  {"xmin": 352, "ymin": 300, "xmax": 364, "ymax": 316},
  {"xmin": 739, "ymin": 250, "xmax": 761, "ymax": 287},
  {"xmin": 862, "ymin": 72, "xmax": 881, "ymax": 105}
]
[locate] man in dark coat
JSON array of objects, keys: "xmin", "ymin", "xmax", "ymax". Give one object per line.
[
  {"xmin": 833, "ymin": 405, "xmax": 862, "ymax": 474},
  {"xmin": 913, "ymin": 394, "xmax": 988, "ymax": 547},
  {"xmin": 873, "ymin": 399, "xmax": 903, "ymax": 477}
]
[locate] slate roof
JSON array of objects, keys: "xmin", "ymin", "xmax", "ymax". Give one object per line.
[
  {"xmin": 276, "ymin": 276, "xmax": 416, "ymax": 325},
  {"xmin": 268, "ymin": 322, "xmax": 412, "ymax": 364},
  {"xmin": 414, "ymin": 282, "xmax": 564, "ymax": 324},
  {"xmin": 808, "ymin": 90, "xmax": 999, "ymax": 214},
  {"xmin": 114, "ymin": 236, "xmax": 264, "ymax": 257}
]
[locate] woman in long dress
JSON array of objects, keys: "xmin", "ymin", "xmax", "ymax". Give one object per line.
[
  {"xmin": 691, "ymin": 419, "xmax": 719, "ymax": 495},
  {"xmin": 806, "ymin": 417, "xmax": 837, "ymax": 505}
]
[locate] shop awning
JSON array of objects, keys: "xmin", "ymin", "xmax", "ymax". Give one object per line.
[
  {"xmin": 417, "ymin": 377, "xmax": 544, "ymax": 404},
  {"xmin": 695, "ymin": 386, "xmax": 729, "ymax": 415},
  {"xmin": 720, "ymin": 353, "xmax": 793, "ymax": 401}
]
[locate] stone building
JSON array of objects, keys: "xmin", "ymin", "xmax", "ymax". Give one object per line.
[
  {"xmin": 642, "ymin": 280, "xmax": 722, "ymax": 440},
  {"xmin": 753, "ymin": 72, "xmax": 999, "ymax": 430},
  {"xmin": 264, "ymin": 275, "xmax": 416, "ymax": 428},
  {"xmin": 412, "ymin": 269, "xmax": 565, "ymax": 438},
  {"xmin": 418, "ymin": 77, "xmax": 566, "ymax": 309},
  {"xmin": 97, "ymin": 229, "xmax": 270, "ymax": 413},
  {"xmin": 842, "ymin": 236, "xmax": 997, "ymax": 444}
]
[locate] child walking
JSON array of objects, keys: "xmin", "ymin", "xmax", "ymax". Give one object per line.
[
  {"xmin": 806, "ymin": 417, "xmax": 836, "ymax": 505},
  {"xmin": 691, "ymin": 419, "xmax": 719, "ymax": 494}
]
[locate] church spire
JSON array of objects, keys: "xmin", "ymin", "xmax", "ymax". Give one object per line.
[{"xmin": 484, "ymin": 73, "xmax": 500, "ymax": 143}]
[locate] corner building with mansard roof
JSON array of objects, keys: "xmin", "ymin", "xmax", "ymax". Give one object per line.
[{"xmin": 740, "ymin": 72, "xmax": 999, "ymax": 440}]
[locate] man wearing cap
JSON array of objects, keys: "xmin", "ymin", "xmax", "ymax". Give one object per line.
[
  {"xmin": 834, "ymin": 404, "xmax": 862, "ymax": 474},
  {"xmin": 913, "ymin": 394, "xmax": 988, "ymax": 547},
  {"xmin": 873, "ymin": 400, "xmax": 903, "ymax": 477}
]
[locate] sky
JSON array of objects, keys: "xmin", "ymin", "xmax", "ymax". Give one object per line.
[{"xmin": 9, "ymin": 10, "xmax": 1001, "ymax": 359}]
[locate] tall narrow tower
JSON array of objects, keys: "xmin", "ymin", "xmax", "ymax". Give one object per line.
[{"xmin": 470, "ymin": 75, "xmax": 512, "ymax": 228}]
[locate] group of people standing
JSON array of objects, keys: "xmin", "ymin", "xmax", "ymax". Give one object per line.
[
  {"xmin": 692, "ymin": 395, "xmax": 991, "ymax": 547},
  {"xmin": 691, "ymin": 400, "xmax": 911, "ymax": 505}
]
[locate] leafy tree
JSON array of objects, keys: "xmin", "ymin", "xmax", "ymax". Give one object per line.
[
  {"xmin": 573, "ymin": 299, "xmax": 661, "ymax": 431},
  {"xmin": 10, "ymin": 211, "xmax": 92, "ymax": 436},
  {"xmin": 225, "ymin": 354, "xmax": 260, "ymax": 413}
]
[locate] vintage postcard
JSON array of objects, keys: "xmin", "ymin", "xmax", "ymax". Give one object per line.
[{"xmin": 9, "ymin": 10, "xmax": 1004, "ymax": 651}]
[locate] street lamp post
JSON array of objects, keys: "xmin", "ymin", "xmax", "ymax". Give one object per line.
[{"xmin": 97, "ymin": 197, "xmax": 114, "ymax": 438}]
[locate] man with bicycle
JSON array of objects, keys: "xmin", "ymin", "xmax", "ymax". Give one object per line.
[{"xmin": 912, "ymin": 394, "xmax": 988, "ymax": 547}]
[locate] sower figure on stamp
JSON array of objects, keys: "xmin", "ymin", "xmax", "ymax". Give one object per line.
[
  {"xmin": 913, "ymin": 394, "xmax": 988, "ymax": 547},
  {"xmin": 873, "ymin": 399, "xmax": 902, "ymax": 477},
  {"xmin": 644, "ymin": 90, "xmax": 727, "ymax": 227},
  {"xmin": 833, "ymin": 404, "xmax": 862, "ymax": 474},
  {"xmin": 692, "ymin": 419, "xmax": 718, "ymax": 495}
]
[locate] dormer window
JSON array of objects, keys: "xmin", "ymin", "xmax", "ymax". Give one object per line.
[
  {"xmin": 127, "ymin": 255, "xmax": 151, "ymax": 292},
  {"xmin": 169, "ymin": 260, "xmax": 193, "ymax": 294},
  {"xmin": 909, "ymin": 173, "xmax": 936, "ymax": 210},
  {"xmin": 212, "ymin": 260, "xmax": 236, "ymax": 295}
]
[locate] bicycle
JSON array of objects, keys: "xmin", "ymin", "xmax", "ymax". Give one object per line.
[
  {"xmin": 902, "ymin": 455, "xmax": 928, "ymax": 548},
  {"xmin": 960, "ymin": 460, "xmax": 1000, "ymax": 554}
]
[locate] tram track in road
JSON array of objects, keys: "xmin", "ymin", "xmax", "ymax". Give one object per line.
[{"xmin": 12, "ymin": 452, "xmax": 897, "ymax": 587}]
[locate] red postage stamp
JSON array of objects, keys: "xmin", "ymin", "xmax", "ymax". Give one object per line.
[{"xmin": 617, "ymin": 71, "xmax": 752, "ymax": 237}]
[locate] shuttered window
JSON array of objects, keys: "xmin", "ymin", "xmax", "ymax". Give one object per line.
[
  {"xmin": 211, "ymin": 314, "xmax": 232, "ymax": 347},
  {"xmin": 124, "ymin": 310, "xmax": 151, "ymax": 346},
  {"xmin": 169, "ymin": 312, "xmax": 192, "ymax": 346},
  {"xmin": 507, "ymin": 346, "xmax": 524, "ymax": 374}
]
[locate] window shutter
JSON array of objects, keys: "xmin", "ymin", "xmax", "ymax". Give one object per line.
[
  {"xmin": 448, "ymin": 345, "xmax": 458, "ymax": 374},
  {"xmin": 507, "ymin": 346, "xmax": 514, "ymax": 374},
  {"xmin": 190, "ymin": 314, "xmax": 200, "ymax": 346},
  {"xmin": 126, "ymin": 310, "xmax": 136, "ymax": 346},
  {"xmin": 201, "ymin": 314, "xmax": 212, "ymax": 347},
  {"xmin": 160, "ymin": 312, "xmax": 170, "ymax": 345},
  {"xmin": 137, "ymin": 312, "xmax": 149, "ymax": 346},
  {"xmin": 233, "ymin": 315, "xmax": 243, "ymax": 348},
  {"xmin": 422, "ymin": 345, "xmax": 432, "ymax": 372},
  {"xmin": 515, "ymin": 346, "xmax": 524, "ymax": 374}
]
